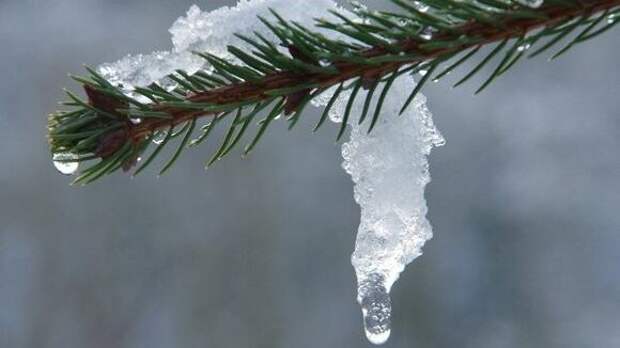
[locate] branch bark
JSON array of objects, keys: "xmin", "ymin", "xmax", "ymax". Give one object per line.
[{"xmin": 125, "ymin": 0, "xmax": 619, "ymax": 142}]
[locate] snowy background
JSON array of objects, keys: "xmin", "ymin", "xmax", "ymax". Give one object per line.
[{"xmin": 1, "ymin": 0, "xmax": 620, "ymax": 347}]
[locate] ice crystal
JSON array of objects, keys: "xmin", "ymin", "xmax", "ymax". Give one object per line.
[{"xmin": 316, "ymin": 75, "xmax": 444, "ymax": 343}]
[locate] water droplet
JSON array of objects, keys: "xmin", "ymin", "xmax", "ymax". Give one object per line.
[
  {"xmin": 358, "ymin": 274, "xmax": 392, "ymax": 345},
  {"xmin": 152, "ymin": 130, "xmax": 168, "ymax": 144},
  {"xmin": 517, "ymin": 42, "xmax": 531, "ymax": 52},
  {"xmin": 608, "ymin": 14, "xmax": 617, "ymax": 24},
  {"xmin": 413, "ymin": 1, "xmax": 430, "ymax": 13},
  {"xmin": 418, "ymin": 69, "xmax": 428, "ymax": 77},
  {"xmin": 52, "ymin": 152, "xmax": 79, "ymax": 175},
  {"xmin": 159, "ymin": 77, "xmax": 180, "ymax": 92},
  {"xmin": 420, "ymin": 27, "xmax": 434, "ymax": 41},
  {"xmin": 129, "ymin": 117, "xmax": 142, "ymax": 125},
  {"xmin": 515, "ymin": 0, "xmax": 544, "ymax": 8}
]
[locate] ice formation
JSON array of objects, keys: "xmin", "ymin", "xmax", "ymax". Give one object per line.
[
  {"xmin": 96, "ymin": 0, "xmax": 444, "ymax": 344},
  {"xmin": 97, "ymin": 0, "xmax": 343, "ymax": 94},
  {"xmin": 313, "ymin": 78, "xmax": 444, "ymax": 344}
]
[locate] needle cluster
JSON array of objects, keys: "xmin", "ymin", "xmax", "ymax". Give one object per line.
[{"xmin": 47, "ymin": 0, "xmax": 620, "ymax": 184}]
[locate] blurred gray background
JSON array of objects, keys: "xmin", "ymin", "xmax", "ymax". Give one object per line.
[{"xmin": 1, "ymin": 0, "xmax": 619, "ymax": 347}]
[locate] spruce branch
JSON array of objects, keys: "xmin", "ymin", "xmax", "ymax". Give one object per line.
[{"xmin": 48, "ymin": 0, "xmax": 620, "ymax": 184}]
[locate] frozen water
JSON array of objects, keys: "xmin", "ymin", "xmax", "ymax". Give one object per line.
[
  {"xmin": 96, "ymin": 0, "xmax": 444, "ymax": 344},
  {"xmin": 358, "ymin": 273, "xmax": 392, "ymax": 344},
  {"xmin": 346, "ymin": 76, "xmax": 443, "ymax": 343},
  {"xmin": 97, "ymin": 0, "xmax": 343, "ymax": 92},
  {"xmin": 315, "ymin": 74, "xmax": 444, "ymax": 344}
]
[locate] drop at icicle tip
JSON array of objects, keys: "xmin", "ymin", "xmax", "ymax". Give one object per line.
[{"xmin": 358, "ymin": 273, "xmax": 392, "ymax": 345}]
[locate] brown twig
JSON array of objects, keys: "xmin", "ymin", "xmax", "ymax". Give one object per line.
[{"xmin": 126, "ymin": 0, "xmax": 619, "ymax": 142}]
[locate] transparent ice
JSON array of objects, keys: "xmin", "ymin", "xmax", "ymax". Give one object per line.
[
  {"xmin": 315, "ymin": 74, "xmax": 444, "ymax": 344},
  {"xmin": 95, "ymin": 0, "xmax": 444, "ymax": 344}
]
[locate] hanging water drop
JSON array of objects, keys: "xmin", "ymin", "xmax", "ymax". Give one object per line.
[
  {"xmin": 358, "ymin": 274, "xmax": 392, "ymax": 345},
  {"xmin": 152, "ymin": 130, "xmax": 168, "ymax": 144},
  {"xmin": 159, "ymin": 77, "xmax": 180, "ymax": 92},
  {"xmin": 418, "ymin": 68, "xmax": 428, "ymax": 77},
  {"xmin": 129, "ymin": 117, "xmax": 143, "ymax": 125},
  {"xmin": 515, "ymin": 0, "xmax": 544, "ymax": 8},
  {"xmin": 608, "ymin": 14, "xmax": 617, "ymax": 24},
  {"xmin": 52, "ymin": 152, "xmax": 79, "ymax": 175}
]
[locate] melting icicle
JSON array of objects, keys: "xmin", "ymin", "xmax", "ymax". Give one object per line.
[
  {"xmin": 52, "ymin": 152, "xmax": 79, "ymax": 175},
  {"xmin": 515, "ymin": 0, "xmax": 544, "ymax": 8},
  {"xmin": 315, "ymin": 75, "xmax": 444, "ymax": 345}
]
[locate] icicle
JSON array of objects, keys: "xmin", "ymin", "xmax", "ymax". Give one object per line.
[
  {"xmin": 315, "ymin": 75, "xmax": 444, "ymax": 345},
  {"xmin": 359, "ymin": 273, "xmax": 392, "ymax": 344}
]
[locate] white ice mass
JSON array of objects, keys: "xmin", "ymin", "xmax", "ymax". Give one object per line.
[
  {"xmin": 97, "ymin": 0, "xmax": 444, "ymax": 344},
  {"xmin": 313, "ymin": 78, "xmax": 444, "ymax": 343}
]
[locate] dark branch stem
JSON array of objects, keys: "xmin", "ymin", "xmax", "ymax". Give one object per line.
[{"xmin": 128, "ymin": 0, "xmax": 619, "ymax": 142}]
